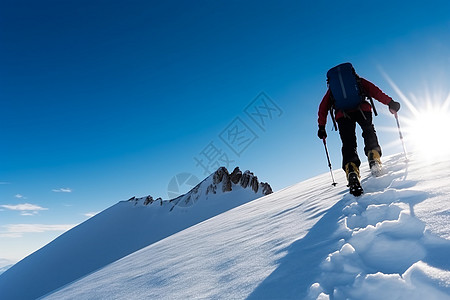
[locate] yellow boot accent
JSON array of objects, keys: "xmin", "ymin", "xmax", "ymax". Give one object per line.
[
  {"xmin": 368, "ymin": 150, "xmax": 381, "ymax": 165},
  {"xmin": 345, "ymin": 162, "xmax": 360, "ymax": 180},
  {"xmin": 368, "ymin": 149, "xmax": 383, "ymax": 176}
]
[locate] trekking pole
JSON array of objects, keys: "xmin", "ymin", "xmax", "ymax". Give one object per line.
[
  {"xmin": 394, "ymin": 113, "xmax": 408, "ymax": 161},
  {"xmin": 322, "ymin": 138, "xmax": 337, "ymax": 186}
]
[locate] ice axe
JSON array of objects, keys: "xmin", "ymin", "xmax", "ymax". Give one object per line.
[
  {"xmin": 394, "ymin": 113, "xmax": 408, "ymax": 161},
  {"xmin": 322, "ymin": 138, "xmax": 337, "ymax": 186}
]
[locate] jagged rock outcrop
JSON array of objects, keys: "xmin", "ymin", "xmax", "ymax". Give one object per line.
[
  {"xmin": 237, "ymin": 170, "xmax": 265, "ymax": 194},
  {"xmin": 230, "ymin": 167, "xmax": 242, "ymax": 184},
  {"xmin": 261, "ymin": 182, "xmax": 273, "ymax": 195},
  {"xmin": 208, "ymin": 167, "xmax": 272, "ymax": 196},
  {"xmin": 128, "ymin": 166, "xmax": 272, "ymax": 207},
  {"xmin": 143, "ymin": 196, "xmax": 153, "ymax": 206},
  {"xmin": 240, "ymin": 170, "xmax": 259, "ymax": 193},
  {"xmin": 212, "ymin": 167, "xmax": 232, "ymax": 192}
]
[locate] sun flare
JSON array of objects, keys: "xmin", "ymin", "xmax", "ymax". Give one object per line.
[
  {"xmin": 381, "ymin": 69, "xmax": 450, "ymax": 161},
  {"xmin": 406, "ymin": 108, "xmax": 450, "ymax": 158}
]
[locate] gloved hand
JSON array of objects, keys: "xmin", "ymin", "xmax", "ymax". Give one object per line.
[
  {"xmin": 388, "ymin": 100, "xmax": 400, "ymax": 114},
  {"xmin": 318, "ymin": 125, "xmax": 327, "ymax": 139}
]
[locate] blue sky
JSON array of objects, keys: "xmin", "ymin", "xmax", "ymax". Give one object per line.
[{"xmin": 1, "ymin": 0, "xmax": 449, "ymax": 261}]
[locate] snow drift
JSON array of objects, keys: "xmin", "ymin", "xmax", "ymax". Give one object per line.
[
  {"xmin": 43, "ymin": 153, "xmax": 450, "ymax": 300},
  {"xmin": 1, "ymin": 154, "xmax": 450, "ymax": 300},
  {"xmin": 0, "ymin": 167, "xmax": 271, "ymax": 300},
  {"xmin": 0, "ymin": 259, "xmax": 14, "ymax": 276}
]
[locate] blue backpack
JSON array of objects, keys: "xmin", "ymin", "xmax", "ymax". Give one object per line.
[
  {"xmin": 327, "ymin": 62, "xmax": 363, "ymax": 110},
  {"xmin": 326, "ymin": 63, "xmax": 377, "ymax": 129}
]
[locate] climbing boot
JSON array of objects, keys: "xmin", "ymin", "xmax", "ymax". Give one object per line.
[
  {"xmin": 345, "ymin": 162, "xmax": 363, "ymax": 196},
  {"xmin": 368, "ymin": 149, "xmax": 382, "ymax": 177}
]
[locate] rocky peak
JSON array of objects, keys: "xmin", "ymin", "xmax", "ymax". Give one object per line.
[
  {"xmin": 208, "ymin": 166, "xmax": 272, "ymax": 195},
  {"xmin": 128, "ymin": 166, "xmax": 272, "ymax": 207}
]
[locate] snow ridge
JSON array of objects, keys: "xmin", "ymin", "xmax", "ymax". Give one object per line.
[
  {"xmin": 0, "ymin": 264, "xmax": 13, "ymax": 276},
  {"xmin": 128, "ymin": 166, "xmax": 272, "ymax": 208},
  {"xmin": 34, "ymin": 154, "xmax": 450, "ymax": 299},
  {"xmin": 0, "ymin": 167, "xmax": 271, "ymax": 300},
  {"xmin": 309, "ymin": 157, "xmax": 450, "ymax": 300}
]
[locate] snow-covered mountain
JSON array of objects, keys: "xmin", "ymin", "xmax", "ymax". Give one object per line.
[
  {"xmin": 0, "ymin": 167, "xmax": 272, "ymax": 300},
  {"xmin": 0, "ymin": 266, "xmax": 12, "ymax": 276},
  {"xmin": 41, "ymin": 153, "xmax": 450, "ymax": 300},
  {"xmin": 0, "ymin": 259, "xmax": 15, "ymax": 276},
  {"xmin": 128, "ymin": 166, "xmax": 272, "ymax": 208},
  {"xmin": 2, "ymin": 155, "xmax": 450, "ymax": 299}
]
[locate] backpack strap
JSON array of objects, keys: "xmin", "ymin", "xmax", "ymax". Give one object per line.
[
  {"xmin": 327, "ymin": 85, "xmax": 338, "ymax": 131},
  {"xmin": 356, "ymin": 76, "xmax": 378, "ymax": 116},
  {"xmin": 330, "ymin": 105, "xmax": 338, "ymax": 131},
  {"xmin": 368, "ymin": 96, "xmax": 378, "ymax": 116}
]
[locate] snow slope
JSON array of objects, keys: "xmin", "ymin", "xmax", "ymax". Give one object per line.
[
  {"xmin": 43, "ymin": 153, "xmax": 450, "ymax": 300},
  {"xmin": 0, "ymin": 265, "xmax": 13, "ymax": 276},
  {"xmin": 0, "ymin": 259, "xmax": 15, "ymax": 276},
  {"xmin": 0, "ymin": 167, "xmax": 270, "ymax": 300}
]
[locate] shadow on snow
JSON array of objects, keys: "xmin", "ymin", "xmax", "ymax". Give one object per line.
[{"xmin": 247, "ymin": 197, "xmax": 349, "ymax": 299}]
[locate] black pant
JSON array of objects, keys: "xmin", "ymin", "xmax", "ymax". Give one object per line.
[{"xmin": 337, "ymin": 111, "xmax": 381, "ymax": 170}]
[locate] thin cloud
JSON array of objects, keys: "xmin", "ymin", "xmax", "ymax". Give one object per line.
[
  {"xmin": 0, "ymin": 233, "xmax": 22, "ymax": 238},
  {"xmin": 20, "ymin": 212, "xmax": 37, "ymax": 216},
  {"xmin": 0, "ymin": 182, "xmax": 11, "ymax": 185},
  {"xmin": 15, "ymin": 194, "xmax": 26, "ymax": 199},
  {"xmin": 0, "ymin": 224, "xmax": 76, "ymax": 238},
  {"xmin": 0, "ymin": 203, "xmax": 48, "ymax": 216},
  {"xmin": 0, "ymin": 203, "xmax": 47, "ymax": 211},
  {"xmin": 52, "ymin": 188, "xmax": 72, "ymax": 193}
]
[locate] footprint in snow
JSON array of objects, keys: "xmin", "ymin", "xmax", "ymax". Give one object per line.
[{"xmin": 308, "ymin": 158, "xmax": 450, "ymax": 300}]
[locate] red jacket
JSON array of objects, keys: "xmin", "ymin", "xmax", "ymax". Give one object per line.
[{"xmin": 318, "ymin": 78, "xmax": 393, "ymax": 126}]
